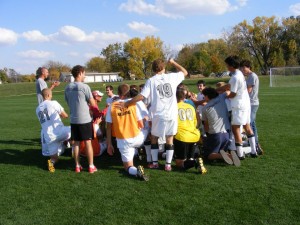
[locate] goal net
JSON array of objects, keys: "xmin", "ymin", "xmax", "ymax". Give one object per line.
[{"xmin": 270, "ymin": 66, "xmax": 300, "ymax": 87}]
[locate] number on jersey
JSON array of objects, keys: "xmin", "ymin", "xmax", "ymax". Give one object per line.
[
  {"xmin": 178, "ymin": 108, "xmax": 193, "ymax": 121},
  {"xmin": 38, "ymin": 108, "xmax": 50, "ymax": 124},
  {"xmin": 157, "ymin": 83, "xmax": 173, "ymax": 99}
]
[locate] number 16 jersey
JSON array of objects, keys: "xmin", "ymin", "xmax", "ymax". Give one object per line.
[{"xmin": 141, "ymin": 72, "xmax": 184, "ymax": 121}]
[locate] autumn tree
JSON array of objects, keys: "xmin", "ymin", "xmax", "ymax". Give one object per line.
[
  {"xmin": 85, "ymin": 57, "xmax": 107, "ymax": 72},
  {"xmin": 43, "ymin": 60, "xmax": 71, "ymax": 81}
]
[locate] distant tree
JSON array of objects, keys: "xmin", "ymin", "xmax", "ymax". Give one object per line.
[
  {"xmin": 229, "ymin": 16, "xmax": 284, "ymax": 74},
  {"xmin": 0, "ymin": 69, "xmax": 8, "ymax": 83},
  {"xmin": 85, "ymin": 57, "xmax": 107, "ymax": 72},
  {"xmin": 43, "ymin": 61, "xmax": 71, "ymax": 81},
  {"xmin": 21, "ymin": 74, "xmax": 36, "ymax": 82}
]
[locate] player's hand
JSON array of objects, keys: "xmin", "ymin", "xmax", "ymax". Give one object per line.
[
  {"xmin": 168, "ymin": 58, "xmax": 175, "ymax": 64},
  {"xmin": 52, "ymin": 81, "xmax": 60, "ymax": 87},
  {"xmin": 114, "ymin": 101, "xmax": 126, "ymax": 109},
  {"xmin": 107, "ymin": 144, "xmax": 114, "ymax": 156},
  {"xmin": 95, "ymin": 117, "xmax": 102, "ymax": 124}
]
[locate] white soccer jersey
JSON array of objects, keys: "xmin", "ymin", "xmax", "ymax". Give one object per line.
[
  {"xmin": 229, "ymin": 69, "xmax": 250, "ymax": 110},
  {"xmin": 36, "ymin": 100, "xmax": 65, "ymax": 144},
  {"xmin": 141, "ymin": 72, "xmax": 184, "ymax": 121},
  {"xmin": 196, "ymin": 92, "xmax": 205, "ymax": 116}
]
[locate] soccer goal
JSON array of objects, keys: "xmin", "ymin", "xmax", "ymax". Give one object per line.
[{"xmin": 270, "ymin": 66, "xmax": 300, "ymax": 87}]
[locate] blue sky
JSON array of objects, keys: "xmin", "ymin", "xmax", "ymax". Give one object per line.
[{"xmin": 0, "ymin": 0, "xmax": 299, "ymax": 74}]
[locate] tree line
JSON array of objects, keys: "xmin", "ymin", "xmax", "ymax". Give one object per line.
[{"xmin": 1, "ymin": 15, "xmax": 300, "ymax": 83}]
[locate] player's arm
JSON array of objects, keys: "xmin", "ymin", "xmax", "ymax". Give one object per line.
[
  {"xmin": 168, "ymin": 58, "xmax": 188, "ymax": 76},
  {"xmin": 116, "ymin": 94, "xmax": 144, "ymax": 109},
  {"xmin": 216, "ymin": 83, "xmax": 231, "ymax": 93},
  {"xmin": 89, "ymin": 97, "xmax": 97, "ymax": 107},
  {"xmin": 106, "ymin": 122, "xmax": 114, "ymax": 156},
  {"xmin": 50, "ymin": 81, "xmax": 60, "ymax": 90},
  {"xmin": 247, "ymin": 85, "xmax": 253, "ymax": 93},
  {"xmin": 227, "ymin": 91, "xmax": 237, "ymax": 98},
  {"xmin": 59, "ymin": 110, "xmax": 68, "ymax": 118}
]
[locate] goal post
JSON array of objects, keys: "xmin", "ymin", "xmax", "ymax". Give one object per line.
[{"xmin": 270, "ymin": 66, "xmax": 300, "ymax": 87}]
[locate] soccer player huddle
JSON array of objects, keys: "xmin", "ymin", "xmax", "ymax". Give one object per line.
[{"xmin": 35, "ymin": 55, "xmax": 263, "ymax": 181}]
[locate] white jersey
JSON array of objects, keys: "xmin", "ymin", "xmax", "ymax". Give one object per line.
[
  {"xmin": 141, "ymin": 72, "xmax": 184, "ymax": 121},
  {"xmin": 229, "ymin": 69, "xmax": 250, "ymax": 110},
  {"xmin": 196, "ymin": 92, "xmax": 205, "ymax": 116},
  {"xmin": 106, "ymin": 94, "xmax": 118, "ymax": 106},
  {"xmin": 36, "ymin": 100, "xmax": 65, "ymax": 144}
]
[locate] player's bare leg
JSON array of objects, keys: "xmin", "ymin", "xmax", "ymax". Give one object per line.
[
  {"xmin": 85, "ymin": 140, "xmax": 97, "ymax": 173},
  {"xmin": 232, "ymin": 125, "xmax": 244, "ymax": 159},
  {"xmin": 73, "ymin": 141, "xmax": 82, "ymax": 172}
]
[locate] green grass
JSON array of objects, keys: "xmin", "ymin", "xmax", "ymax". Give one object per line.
[{"xmin": 0, "ymin": 77, "xmax": 299, "ymax": 225}]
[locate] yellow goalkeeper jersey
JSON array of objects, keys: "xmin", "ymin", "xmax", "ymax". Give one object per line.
[{"xmin": 175, "ymin": 101, "xmax": 200, "ymax": 143}]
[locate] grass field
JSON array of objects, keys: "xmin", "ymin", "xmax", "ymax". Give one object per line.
[{"xmin": 0, "ymin": 77, "xmax": 299, "ymax": 225}]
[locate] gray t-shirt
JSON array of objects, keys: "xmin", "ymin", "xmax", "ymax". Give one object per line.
[
  {"xmin": 202, "ymin": 93, "xmax": 230, "ymax": 134},
  {"xmin": 65, "ymin": 82, "xmax": 93, "ymax": 124},
  {"xmin": 36, "ymin": 78, "xmax": 48, "ymax": 104},
  {"xmin": 246, "ymin": 72, "xmax": 259, "ymax": 105}
]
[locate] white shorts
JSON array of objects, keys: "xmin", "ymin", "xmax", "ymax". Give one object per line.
[
  {"xmin": 151, "ymin": 117, "xmax": 178, "ymax": 137},
  {"xmin": 231, "ymin": 108, "xmax": 250, "ymax": 126},
  {"xmin": 117, "ymin": 129, "xmax": 148, "ymax": 162},
  {"xmin": 41, "ymin": 126, "xmax": 71, "ymax": 156}
]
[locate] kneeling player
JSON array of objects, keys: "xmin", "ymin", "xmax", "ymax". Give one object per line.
[
  {"xmin": 106, "ymin": 84, "xmax": 149, "ymax": 181},
  {"xmin": 36, "ymin": 88, "xmax": 71, "ymax": 172},
  {"xmin": 174, "ymin": 89, "xmax": 207, "ymax": 174}
]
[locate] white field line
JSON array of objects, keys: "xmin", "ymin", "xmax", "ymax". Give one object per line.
[{"xmin": 0, "ymin": 90, "xmax": 64, "ymax": 98}]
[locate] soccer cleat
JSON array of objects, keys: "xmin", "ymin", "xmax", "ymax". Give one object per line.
[
  {"xmin": 89, "ymin": 166, "xmax": 98, "ymax": 174},
  {"xmin": 230, "ymin": 150, "xmax": 241, "ymax": 167},
  {"xmin": 165, "ymin": 164, "xmax": 172, "ymax": 172},
  {"xmin": 219, "ymin": 150, "xmax": 233, "ymax": 165},
  {"xmin": 137, "ymin": 165, "xmax": 149, "ymax": 181},
  {"xmin": 148, "ymin": 163, "xmax": 159, "ymax": 169},
  {"xmin": 47, "ymin": 159, "xmax": 55, "ymax": 173},
  {"xmin": 195, "ymin": 157, "xmax": 207, "ymax": 174},
  {"xmin": 256, "ymin": 144, "xmax": 264, "ymax": 155},
  {"xmin": 75, "ymin": 165, "xmax": 83, "ymax": 173},
  {"xmin": 250, "ymin": 153, "xmax": 258, "ymax": 158}
]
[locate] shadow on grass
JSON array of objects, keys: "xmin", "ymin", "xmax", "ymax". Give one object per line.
[{"xmin": 0, "ymin": 138, "xmax": 41, "ymax": 146}]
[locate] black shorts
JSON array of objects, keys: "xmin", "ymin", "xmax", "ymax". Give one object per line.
[
  {"xmin": 203, "ymin": 132, "xmax": 229, "ymax": 158},
  {"xmin": 71, "ymin": 122, "xmax": 93, "ymax": 141},
  {"xmin": 174, "ymin": 138, "xmax": 195, "ymax": 160}
]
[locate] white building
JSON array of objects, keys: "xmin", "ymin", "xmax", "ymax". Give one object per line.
[{"xmin": 60, "ymin": 72, "xmax": 123, "ymax": 83}]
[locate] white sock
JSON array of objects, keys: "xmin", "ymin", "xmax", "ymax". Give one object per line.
[
  {"xmin": 151, "ymin": 149, "xmax": 159, "ymax": 165},
  {"xmin": 89, "ymin": 164, "xmax": 95, "ymax": 168},
  {"xmin": 236, "ymin": 145, "xmax": 243, "ymax": 157},
  {"xmin": 165, "ymin": 150, "xmax": 174, "ymax": 164},
  {"xmin": 248, "ymin": 136, "xmax": 257, "ymax": 154},
  {"xmin": 128, "ymin": 166, "xmax": 137, "ymax": 176},
  {"xmin": 145, "ymin": 145, "xmax": 152, "ymax": 163}
]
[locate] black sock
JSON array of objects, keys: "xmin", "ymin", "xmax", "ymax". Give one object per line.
[{"xmin": 183, "ymin": 159, "xmax": 195, "ymax": 170}]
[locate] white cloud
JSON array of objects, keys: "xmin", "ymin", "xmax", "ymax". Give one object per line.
[
  {"xmin": 289, "ymin": 3, "xmax": 300, "ymax": 16},
  {"xmin": 128, "ymin": 21, "xmax": 159, "ymax": 34},
  {"xmin": 0, "ymin": 28, "xmax": 18, "ymax": 46},
  {"xmin": 22, "ymin": 30, "xmax": 49, "ymax": 42},
  {"xmin": 120, "ymin": 0, "xmax": 247, "ymax": 18},
  {"xmin": 50, "ymin": 25, "xmax": 130, "ymax": 48},
  {"xmin": 17, "ymin": 50, "xmax": 54, "ymax": 59}
]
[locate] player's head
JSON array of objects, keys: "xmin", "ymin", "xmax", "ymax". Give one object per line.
[
  {"xmin": 202, "ymin": 87, "xmax": 219, "ymax": 101},
  {"xmin": 71, "ymin": 65, "xmax": 85, "ymax": 80},
  {"xmin": 215, "ymin": 82, "xmax": 228, "ymax": 94},
  {"xmin": 106, "ymin": 85, "xmax": 114, "ymax": 96},
  {"xmin": 92, "ymin": 90, "xmax": 104, "ymax": 102},
  {"xmin": 240, "ymin": 59, "xmax": 252, "ymax": 75},
  {"xmin": 36, "ymin": 67, "xmax": 49, "ymax": 79},
  {"xmin": 225, "ymin": 55, "xmax": 240, "ymax": 71},
  {"xmin": 42, "ymin": 88, "xmax": 52, "ymax": 100},
  {"xmin": 139, "ymin": 84, "xmax": 145, "ymax": 92},
  {"xmin": 152, "ymin": 59, "xmax": 165, "ymax": 74},
  {"xmin": 176, "ymin": 88, "xmax": 186, "ymax": 102},
  {"xmin": 118, "ymin": 84, "xmax": 130, "ymax": 99},
  {"xmin": 130, "ymin": 85, "xmax": 139, "ymax": 97},
  {"xmin": 197, "ymin": 80, "xmax": 206, "ymax": 92}
]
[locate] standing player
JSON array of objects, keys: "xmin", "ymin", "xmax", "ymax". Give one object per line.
[
  {"xmin": 116, "ymin": 58, "xmax": 188, "ymax": 171},
  {"xmin": 36, "ymin": 88, "xmax": 70, "ymax": 172},
  {"xmin": 65, "ymin": 65, "xmax": 98, "ymax": 173},
  {"xmin": 220, "ymin": 56, "xmax": 257, "ymax": 159},
  {"xmin": 35, "ymin": 67, "xmax": 60, "ymax": 104},
  {"xmin": 105, "ymin": 85, "xmax": 118, "ymax": 107},
  {"xmin": 106, "ymin": 84, "xmax": 149, "ymax": 181},
  {"xmin": 240, "ymin": 60, "xmax": 263, "ymax": 155}
]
